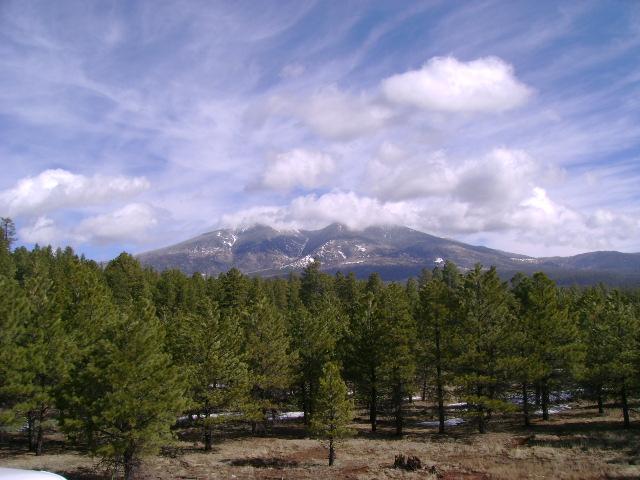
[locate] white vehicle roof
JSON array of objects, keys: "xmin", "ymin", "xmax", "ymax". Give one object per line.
[{"xmin": 0, "ymin": 468, "xmax": 67, "ymax": 479}]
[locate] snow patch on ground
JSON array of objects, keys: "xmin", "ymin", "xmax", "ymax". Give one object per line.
[
  {"xmin": 419, "ymin": 417, "xmax": 465, "ymax": 427},
  {"xmin": 274, "ymin": 411, "xmax": 305, "ymax": 420}
]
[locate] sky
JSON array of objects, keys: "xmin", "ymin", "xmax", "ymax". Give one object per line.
[{"xmin": 1, "ymin": 0, "xmax": 640, "ymax": 260}]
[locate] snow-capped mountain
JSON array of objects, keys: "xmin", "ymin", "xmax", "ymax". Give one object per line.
[{"xmin": 137, "ymin": 223, "xmax": 640, "ymax": 285}]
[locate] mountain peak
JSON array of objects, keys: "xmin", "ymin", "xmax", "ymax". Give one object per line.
[{"xmin": 137, "ymin": 224, "xmax": 640, "ymax": 285}]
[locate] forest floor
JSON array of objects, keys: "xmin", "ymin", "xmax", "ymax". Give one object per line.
[{"xmin": 1, "ymin": 400, "xmax": 639, "ymax": 479}]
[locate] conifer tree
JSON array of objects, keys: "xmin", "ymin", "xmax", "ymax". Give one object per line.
[
  {"xmin": 244, "ymin": 297, "xmax": 295, "ymax": 433},
  {"xmin": 310, "ymin": 362, "xmax": 353, "ymax": 466},
  {"xmin": 417, "ymin": 262, "xmax": 460, "ymax": 433},
  {"xmin": 347, "ymin": 287, "xmax": 385, "ymax": 432},
  {"xmin": 455, "ymin": 266, "xmax": 514, "ymax": 433},
  {"xmin": 184, "ymin": 299, "xmax": 250, "ymax": 450},
  {"xmin": 0, "ymin": 277, "xmax": 28, "ymax": 433},
  {"xmin": 378, "ymin": 283, "xmax": 417, "ymax": 436},
  {"xmin": 104, "ymin": 253, "xmax": 151, "ymax": 306},
  {"xmin": 575, "ymin": 286, "xmax": 610, "ymax": 414},
  {"xmin": 514, "ymin": 272, "xmax": 581, "ymax": 421},
  {"xmin": 61, "ymin": 300, "xmax": 185, "ymax": 479},
  {"xmin": 7, "ymin": 258, "xmax": 70, "ymax": 455},
  {"xmin": 600, "ymin": 292, "xmax": 638, "ymax": 427}
]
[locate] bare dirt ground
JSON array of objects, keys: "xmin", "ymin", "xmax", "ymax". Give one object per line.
[{"xmin": 2, "ymin": 401, "xmax": 639, "ymax": 479}]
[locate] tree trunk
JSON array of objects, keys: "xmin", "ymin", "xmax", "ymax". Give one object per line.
[
  {"xmin": 35, "ymin": 421, "xmax": 44, "ymax": 456},
  {"xmin": 435, "ymin": 327, "xmax": 445, "ymax": 434},
  {"xmin": 477, "ymin": 386, "xmax": 486, "ymax": 434},
  {"xmin": 535, "ymin": 384, "xmax": 541, "ymax": 407},
  {"xmin": 541, "ymin": 383, "xmax": 550, "ymax": 421},
  {"xmin": 369, "ymin": 385, "xmax": 377, "ymax": 432},
  {"xmin": 522, "ymin": 382, "xmax": 530, "ymax": 427},
  {"xmin": 27, "ymin": 413, "xmax": 35, "ymax": 452},
  {"xmin": 204, "ymin": 424, "xmax": 212, "ymax": 451},
  {"xmin": 421, "ymin": 376, "xmax": 427, "ymax": 402},
  {"xmin": 302, "ymin": 382, "xmax": 310, "ymax": 426},
  {"xmin": 621, "ymin": 385, "xmax": 630, "ymax": 429},
  {"xmin": 328, "ymin": 437, "xmax": 335, "ymax": 466},
  {"xmin": 597, "ymin": 387, "xmax": 604, "ymax": 415},
  {"xmin": 394, "ymin": 381, "xmax": 404, "ymax": 436},
  {"xmin": 123, "ymin": 447, "xmax": 137, "ymax": 480}
]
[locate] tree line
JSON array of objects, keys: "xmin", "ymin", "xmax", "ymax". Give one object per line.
[{"xmin": 0, "ymin": 220, "xmax": 638, "ymax": 477}]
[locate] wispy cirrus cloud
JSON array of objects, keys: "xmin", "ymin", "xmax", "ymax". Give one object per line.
[{"xmin": 1, "ymin": 0, "xmax": 639, "ymax": 258}]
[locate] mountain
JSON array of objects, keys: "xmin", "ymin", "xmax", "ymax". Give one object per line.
[{"xmin": 136, "ymin": 223, "xmax": 640, "ymax": 286}]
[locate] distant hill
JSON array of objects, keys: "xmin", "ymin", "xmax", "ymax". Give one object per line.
[{"xmin": 137, "ymin": 223, "xmax": 640, "ymax": 286}]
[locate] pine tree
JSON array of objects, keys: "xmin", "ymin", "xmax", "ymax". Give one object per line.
[
  {"xmin": 347, "ymin": 287, "xmax": 385, "ymax": 432},
  {"xmin": 600, "ymin": 291, "xmax": 638, "ymax": 427},
  {"xmin": 61, "ymin": 300, "xmax": 185, "ymax": 479},
  {"xmin": 0, "ymin": 217, "xmax": 16, "ymax": 248},
  {"xmin": 6, "ymin": 257, "xmax": 71, "ymax": 455},
  {"xmin": 244, "ymin": 297, "xmax": 295, "ymax": 433},
  {"xmin": 513, "ymin": 273, "xmax": 581, "ymax": 421},
  {"xmin": 575, "ymin": 286, "xmax": 610, "ymax": 414},
  {"xmin": 0, "ymin": 277, "xmax": 28, "ymax": 433},
  {"xmin": 455, "ymin": 265, "xmax": 515, "ymax": 433},
  {"xmin": 310, "ymin": 362, "xmax": 354, "ymax": 466},
  {"xmin": 417, "ymin": 262, "xmax": 460, "ymax": 433},
  {"xmin": 378, "ymin": 283, "xmax": 416, "ymax": 436},
  {"xmin": 104, "ymin": 253, "xmax": 151, "ymax": 307},
  {"xmin": 184, "ymin": 299, "xmax": 250, "ymax": 450}
]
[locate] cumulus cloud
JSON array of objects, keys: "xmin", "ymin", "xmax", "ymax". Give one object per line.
[
  {"xmin": 268, "ymin": 56, "xmax": 531, "ymax": 142},
  {"xmin": 75, "ymin": 203, "xmax": 159, "ymax": 244},
  {"xmin": 368, "ymin": 146, "xmax": 537, "ymax": 206},
  {"xmin": 18, "ymin": 203, "xmax": 159, "ymax": 246},
  {"xmin": 257, "ymin": 149, "xmax": 336, "ymax": 191},
  {"xmin": 381, "ymin": 56, "xmax": 532, "ymax": 113},
  {"xmin": 222, "ymin": 191, "xmax": 419, "ymax": 231},
  {"xmin": 0, "ymin": 169, "xmax": 149, "ymax": 217},
  {"xmin": 222, "ymin": 184, "xmax": 640, "ymax": 254},
  {"xmin": 270, "ymin": 87, "xmax": 394, "ymax": 140}
]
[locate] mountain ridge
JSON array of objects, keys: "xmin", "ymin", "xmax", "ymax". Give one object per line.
[{"xmin": 137, "ymin": 223, "xmax": 640, "ymax": 286}]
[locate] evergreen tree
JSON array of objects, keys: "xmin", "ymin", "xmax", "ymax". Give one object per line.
[
  {"xmin": 575, "ymin": 286, "xmax": 610, "ymax": 414},
  {"xmin": 514, "ymin": 273, "xmax": 581, "ymax": 421},
  {"xmin": 104, "ymin": 253, "xmax": 151, "ymax": 307},
  {"xmin": 61, "ymin": 300, "xmax": 185, "ymax": 479},
  {"xmin": 455, "ymin": 266, "xmax": 514, "ymax": 433},
  {"xmin": 600, "ymin": 292, "xmax": 638, "ymax": 427},
  {"xmin": 7, "ymin": 258, "xmax": 70, "ymax": 455},
  {"xmin": 310, "ymin": 362, "xmax": 353, "ymax": 466},
  {"xmin": 378, "ymin": 283, "xmax": 417, "ymax": 436},
  {"xmin": 184, "ymin": 299, "xmax": 250, "ymax": 450},
  {"xmin": 0, "ymin": 217, "xmax": 16, "ymax": 247},
  {"xmin": 417, "ymin": 262, "xmax": 460, "ymax": 433},
  {"xmin": 244, "ymin": 297, "xmax": 295, "ymax": 433},
  {"xmin": 347, "ymin": 287, "xmax": 385, "ymax": 432},
  {"xmin": 0, "ymin": 277, "xmax": 28, "ymax": 433}
]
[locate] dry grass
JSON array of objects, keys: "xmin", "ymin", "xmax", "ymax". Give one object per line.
[{"xmin": 2, "ymin": 402, "xmax": 639, "ymax": 479}]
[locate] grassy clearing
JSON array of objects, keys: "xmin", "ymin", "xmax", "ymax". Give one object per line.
[{"xmin": 1, "ymin": 401, "xmax": 639, "ymax": 479}]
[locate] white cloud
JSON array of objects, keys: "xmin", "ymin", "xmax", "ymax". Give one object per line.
[
  {"xmin": 222, "ymin": 184, "xmax": 640, "ymax": 254},
  {"xmin": 222, "ymin": 191, "xmax": 419, "ymax": 231},
  {"xmin": 368, "ymin": 147, "xmax": 537, "ymax": 206},
  {"xmin": 258, "ymin": 149, "xmax": 336, "ymax": 191},
  {"xmin": 74, "ymin": 203, "xmax": 159, "ymax": 244},
  {"xmin": 270, "ymin": 87, "xmax": 394, "ymax": 140},
  {"xmin": 381, "ymin": 56, "xmax": 532, "ymax": 113},
  {"xmin": 0, "ymin": 169, "xmax": 149, "ymax": 217},
  {"xmin": 19, "ymin": 216, "xmax": 64, "ymax": 245},
  {"xmin": 18, "ymin": 203, "xmax": 159, "ymax": 246}
]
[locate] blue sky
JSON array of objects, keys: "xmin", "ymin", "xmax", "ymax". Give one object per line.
[{"xmin": 1, "ymin": 0, "xmax": 639, "ymax": 259}]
